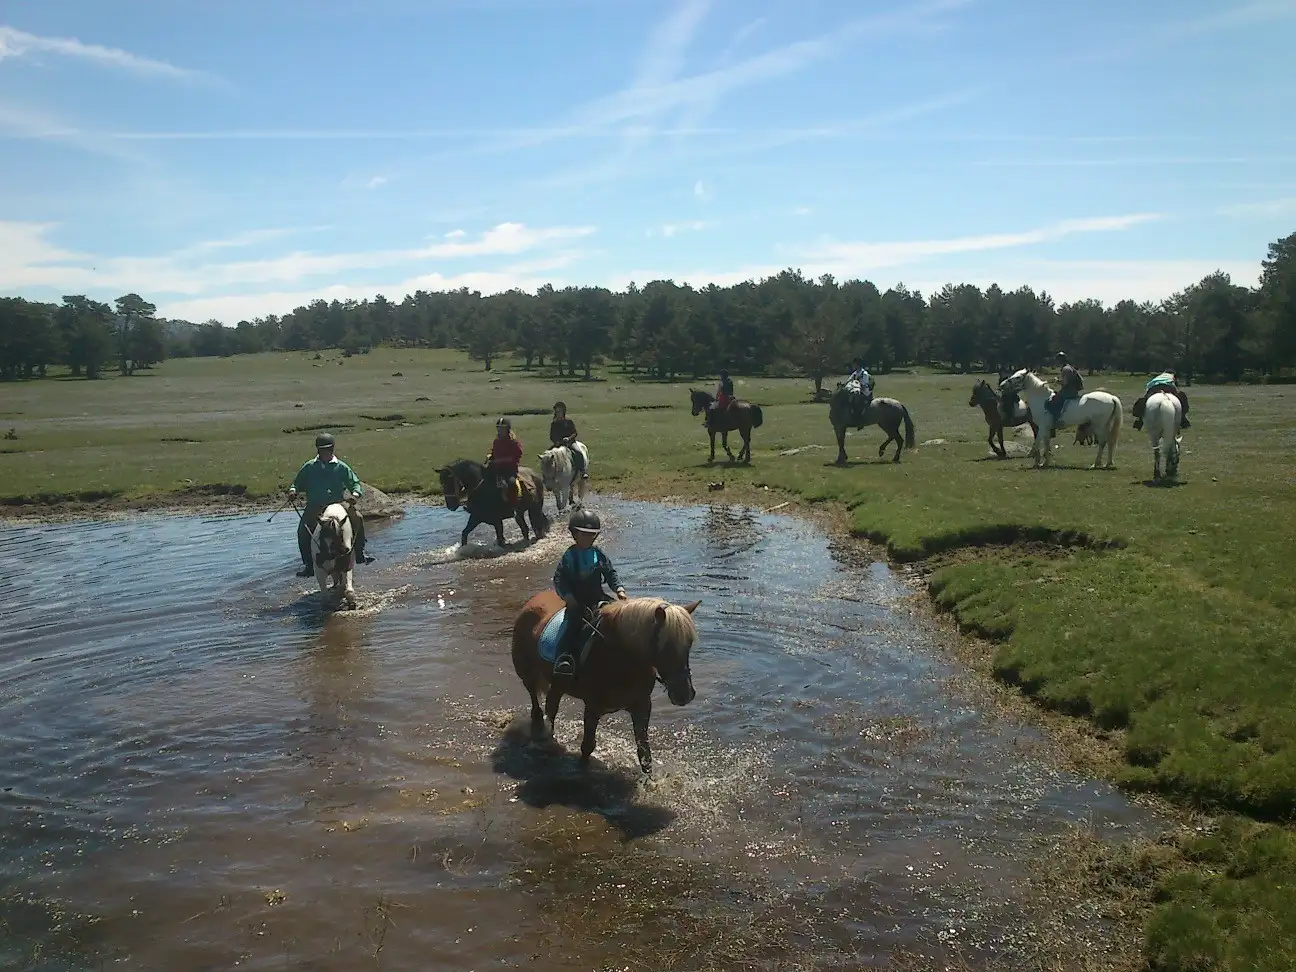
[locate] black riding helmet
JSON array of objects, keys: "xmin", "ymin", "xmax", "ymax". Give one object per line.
[
  {"xmin": 553, "ymin": 401, "xmax": 567, "ymax": 412},
  {"xmin": 315, "ymin": 432, "xmax": 336, "ymax": 449},
  {"xmin": 569, "ymin": 509, "xmax": 601, "ymax": 534},
  {"xmin": 496, "ymin": 416, "xmax": 511, "ymax": 432}
]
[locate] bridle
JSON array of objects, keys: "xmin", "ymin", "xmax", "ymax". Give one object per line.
[
  {"xmin": 314, "ymin": 510, "xmax": 353, "ymax": 569},
  {"xmin": 647, "ymin": 610, "xmax": 691, "ymax": 691}
]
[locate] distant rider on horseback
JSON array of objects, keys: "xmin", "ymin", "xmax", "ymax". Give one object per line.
[
  {"xmin": 1132, "ymin": 371, "xmax": 1191, "ymax": 431},
  {"xmin": 552, "ymin": 509, "xmax": 627, "ymax": 678},
  {"xmin": 704, "ymin": 370, "xmax": 735, "ymax": 426},
  {"xmin": 287, "ymin": 432, "xmax": 372, "ymax": 577},
  {"xmin": 486, "ymin": 417, "xmax": 524, "ymax": 506},
  {"xmin": 1045, "ymin": 352, "xmax": 1084, "ymax": 422},
  {"xmin": 549, "ymin": 401, "xmax": 587, "ymax": 479}
]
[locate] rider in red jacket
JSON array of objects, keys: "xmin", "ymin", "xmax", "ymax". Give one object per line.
[{"xmin": 486, "ymin": 417, "xmax": 523, "ymax": 504}]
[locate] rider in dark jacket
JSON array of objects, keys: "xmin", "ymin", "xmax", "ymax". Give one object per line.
[
  {"xmin": 551, "ymin": 509, "xmax": 627, "ymax": 678},
  {"xmin": 549, "ymin": 401, "xmax": 587, "ymax": 478},
  {"xmin": 1047, "ymin": 352, "xmax": 1084, "ymax": 420}
]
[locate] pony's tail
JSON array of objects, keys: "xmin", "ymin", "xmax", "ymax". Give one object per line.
[
  {"xmin": 751, "ymin": 405, "xmax": 764, "ymax": 428},
  {"xmin": 1107, "ymin": 399, "xmax": 1122, "ymax": 447},
  {"xmin": 902, "ymin": 405, "xmax": 916, "ymax": 449}
]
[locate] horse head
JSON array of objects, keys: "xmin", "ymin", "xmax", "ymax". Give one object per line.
[
  {"xmin": 314, "ymin": 505, "xmax": 352, "ymax": 568},
  {"xmin": 689, "ymin": 389, "xmax": 712, "ymax": 416},
  {"xmin": 970, "ymin": 379, "xmax": 993, "ymax": 407},
  {"xmin": 652, "ymin": 599, "xmax": 700, "ymax": 706},
  {"xmin": 439, "ymin": 462, "xmax": 480, "ymax": 511},
  {"xmin": 537, "ymin": 449, "xmax": 559, "ymax": 488},
  {"xmin": 998, "ymin": 369, "xmax": 1030, "ymax": 395}
]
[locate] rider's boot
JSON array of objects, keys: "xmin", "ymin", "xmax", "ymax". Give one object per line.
[
  {"xmin": 297, "ymin": 525, "xmax": 315, "ymax": 576},
  {"xmin": 553, "ymin": 608, "xmax": 584, "ymax": 678}
]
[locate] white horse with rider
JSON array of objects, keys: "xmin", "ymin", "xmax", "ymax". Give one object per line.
[
  {"xmin": 538, "ymin": 440, "xmax": 590, "ymax": 513},
  {"xmin": 310, "ymin": 502, "xmax": 358, "ymax": 609},
  {"xmin": 1142, "ymin": 380, "xmax": 1184, "ymax": 482},
  {"xmin": 1000, "ymin": 368, "xmax": 1123, "ymax": 469}
]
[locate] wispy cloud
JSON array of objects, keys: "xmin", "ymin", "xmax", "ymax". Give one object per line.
[
  {"xmin": 648, "ymin": 220, "xmax": 709, "ymax": 238},
  {"xmin": 0, "ymin": 221, "xmax": 596, "ymax": 297},
  {"xmin": 804, "ymin": 214, "xmax": 1161, "ymax": 269},
  {"xmin": 1064, "ymin": 0, "xmax": 1296, "ymax": 65},
  {"xmin": 1218, "ymin": 196, "xmax": 1296, "ymax": 218},
  {"xmin": 0, "ymin": 25, "xmax": 217, "ymax": 84},
  {"xmin": 693, "ymin": 179, "xmax": 713, "ymax": 201}
]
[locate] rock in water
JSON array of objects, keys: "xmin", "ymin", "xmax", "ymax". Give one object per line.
[{"xmin": 355, "ymin": 483, "xmax": 404, "ymax": 520}]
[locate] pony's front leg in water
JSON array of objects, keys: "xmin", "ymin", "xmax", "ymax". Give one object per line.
[
  {"xmin": 631, "ymin": 702, "xmax": 652, "ymax": 774},
  {"xmin": 460, "ymin": 513, "xmax": 480, "ymax": 547},
  {"xmin": 340, "ymin": 560, "xmax": 356, "ymax": 609}
]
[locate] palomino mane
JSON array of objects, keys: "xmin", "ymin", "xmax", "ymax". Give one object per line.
[{"xmin": 601, "ymin": 597, "xmax": 697, "ymax": 652}]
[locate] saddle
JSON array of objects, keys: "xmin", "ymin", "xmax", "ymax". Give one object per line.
[{"xmin": 538, "ymin": 603, "xmax": 608, "ymax": 667}]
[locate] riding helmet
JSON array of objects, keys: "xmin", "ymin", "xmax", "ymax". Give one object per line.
[
  {"xmin": 496, "ymin": 416, "xmax": 511, "ymax": 431},
  {"xmin": 315, "ymin": 432, "xmax": 336, "ymax": 449},
  {"xmin": 1056, "ymin": 351, "xmax": 1068, "ymax": 361},
  {"xmin": 553, "ymin": 401, "xmax": 567, "ymax": 412},
  {"xmin": 569, "ymin": 509, "xmax": 601, "ymax": 534}
]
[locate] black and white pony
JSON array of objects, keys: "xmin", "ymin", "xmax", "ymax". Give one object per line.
[
  {"xmin": 538, "ymin": 441, "xmax": 590, "ymax": 512},
  {"xmin": 311, "ymin": 502, "xmax": 357, "ymax": 609}
]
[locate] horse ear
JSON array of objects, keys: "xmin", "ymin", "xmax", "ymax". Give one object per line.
[
  {"xmin": 653, "ymin": 604, "xmax": 667, "ymax": 623},
  {"xmin": 684, "ymin": 599, "xmax": 701, "ymax": 614}
]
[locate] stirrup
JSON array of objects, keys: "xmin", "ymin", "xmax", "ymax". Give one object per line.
[{"xmin": 554, "ymin": 653, "xmax": 576, "ymax": 676}]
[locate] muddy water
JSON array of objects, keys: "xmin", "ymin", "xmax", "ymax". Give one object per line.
[{"xmin": 1, "ymin": 497, "xmax": 1160, "ymax": 971}]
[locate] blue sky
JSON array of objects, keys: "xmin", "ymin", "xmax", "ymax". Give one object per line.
[{"xmin": 2, "ymin": 0, "xmax": 1294, "ymax": 323}]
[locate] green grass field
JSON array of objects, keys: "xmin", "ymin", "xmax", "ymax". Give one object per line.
[{"xmin": 3, "ymin": 347, "xmax": 1296, "ymax": 970}]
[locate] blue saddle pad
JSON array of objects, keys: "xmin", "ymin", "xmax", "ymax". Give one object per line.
[{"xmin": 538, "ymin": 608, "xmax": 569, "ymax": 663}]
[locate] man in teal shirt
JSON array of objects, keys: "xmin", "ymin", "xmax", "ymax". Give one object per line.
[{"xmin": 287, "ymin": 432, "xmax": 373, "ymax": 576}]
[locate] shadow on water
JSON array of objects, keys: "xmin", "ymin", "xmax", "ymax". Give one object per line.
[{"xmin": 489, "ymin": 722, "xmax": 677, "ymax": 840}]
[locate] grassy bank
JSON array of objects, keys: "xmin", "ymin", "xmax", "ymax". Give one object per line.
[{"xmin": 4, "ymin": 348, "xmax": 1295, "ymax": 968}]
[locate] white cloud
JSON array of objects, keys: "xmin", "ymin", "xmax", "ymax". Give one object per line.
[
  {"xmin": 650, "ymin": 220, "xmax": 709, "ymax": 238},
  {"xmin": 636, "ymin": 0, "xmax": 712, "ymax": 89},
  {"xmin": 444, "ymin": 229, "xmax": 468, "ymax": 240},
  {"xmin": 803, "ymin": 214, "xmax": 1162, "ymax": 269},
  {"xmin": 793, "ymin": 206, "xmax": 813, "ymax": 216},
  {"xmin": 0, "ymin": 220, "xmax": 596, "ymax": 298},
  {"xmin": 694, "ymin": 179, "xmax": 713, "ymax": 201},
  {"xmin": 0, "ymin": 25, "xmax": 215, "ymax": 84}
]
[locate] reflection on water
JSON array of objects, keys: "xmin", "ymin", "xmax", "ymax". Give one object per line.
[{"xmin": 0, "ymin": 496, "xmax": 1161, "ymax": 970}]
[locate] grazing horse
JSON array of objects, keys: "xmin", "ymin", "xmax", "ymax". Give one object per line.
[
  {"xmin": 969, "ymin": 378, "xmax": 1037, "ymax": 459},
  {"xmin": 311, "ymin": 502, "xmax": 357, "ymax": 609},
  {"xmin": 1000, "ymin": 369, "xmax": 1122, "ymax": 470},
  {"xmin": 538, "ymin": 442, "xmax": 590, "ymax": 513},
  {"xmin": 1144, "ymin": 390, "xmax": 1184, "ymax": 483},
  {"xmin": 438, "ymin": 458, "xmax": 550, "ymax": 547},
  {"xmin": 828, "ymin": 382, "xmax": 916, "ymax": 464},
  {"xmin": 511, "ymin": 591, "xmax": 700, "ymax": 775},
  {"xmin": 689, "ymin": 389, "xmax": 763, "ymax": 464}
]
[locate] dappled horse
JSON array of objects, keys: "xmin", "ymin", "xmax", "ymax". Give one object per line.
[
  {"xmin": 511, "ymin": 591, "xmax": 699, "ymax": 775},
  {"xmin": 438, "ymin": 458, "xmax": 550, "ymax": 547},
  {"xmin": 538, "ymin": 441, "xmax": 590, "ymax": 513},
  {"xmin": 969, "ymin": 378, "xmax": 1038, "ymax": 459},
  {"xmin": 1143, "ymin": 389, "xmax": 1184, "ymax": 483},
  {"xmin": 829, "ymin": 380, "xmax": 916, "ymax": 464},
  {"xmin": 689, "ymin": 389, "xmax": 763, "ymax": 464},
  {"xmin": 1000, "ymin": 369, "xmax": 1122, "ymax": 470},
  {"xmin": 310, "ymin": 502, "xmax": 357, "ymax": 610}
]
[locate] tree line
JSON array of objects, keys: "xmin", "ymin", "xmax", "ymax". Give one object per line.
[{"xmin": 3, "ymin": 232, "xmax": 1293, "ymax": 386}]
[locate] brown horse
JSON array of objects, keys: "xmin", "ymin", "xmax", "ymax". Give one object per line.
[
  {"xmin": 828, "ymin": 382, "xmax": 915, "ymax": 464},
  {"xmin": 689, "ymin": 389, "xmax": 763, "ymax": 464},
  {"xmin": 511, "ymin": 591, "xmax": 700, "ymax": 775},
  {"xmin": 969, "ymin": 378, "xmax": 1038, "ymax": 459}
]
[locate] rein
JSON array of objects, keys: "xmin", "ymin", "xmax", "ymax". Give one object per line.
[{"xmin": 648, "ymin": 609, "xmax": 690, "ymax": 690}]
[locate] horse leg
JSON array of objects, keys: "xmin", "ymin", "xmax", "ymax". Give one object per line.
[
  {"xmin": 741, "ymin": 428, "xmax": 752, "ymax": 464},
  {"xmin": 834, "ymin": 424, "xmax": 848, "ymax": 466},
  {"xmin": 892, "ymin": 434, "xmax": 903, "ymax": 463},
  {"xmin": 722, "ymin": 430, "xmax": 735, "ymax": 462},
  {"xmin": 460, "ymin": 513, "xmax": 479, "ymax": 547},
  {"xmin": 543, "ymin": 686, "xmax": 563, "ymax": 739},
  {"xmin": 707, "ymin": 429, "xmax": 716, "ymax": 464},
  {"xmin": 630, "ymin": 701, "xmax": 652, "ymax": 775},
  {"xmin": 579, "ymin": 704, "xmax": 600, "ymax": 767},
  {"xmin": 877, "ymin": 432, "xmax": 888, "ymax": 459},
  {"xmin": 514, "ymin": 511, "xmax": 530, "ymax": 544},
  {"xmin": 527, "ymin": 683, "xmax": 547, "ymax": 740},
  {"xmin": 342, "ymin": 565, "xmax": 356, "ymax": 609},
  {"xmin": 1153, "ymin": 439, "xmax": 1162, "ymax": 482}
]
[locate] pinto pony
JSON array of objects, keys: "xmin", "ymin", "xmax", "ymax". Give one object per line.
[
  {"xmin": 538, "ymin": 442, "xmax": 590, "ymax": 513},
  {"xmin": 310, "ymin": 502, "xmax": 357, "ymax": 609},
  {"xmin": 1000, "ymin": 369, "xmax": 1122, "ymax": 470},
  {"xmin": 689, "ymin": 389, "xmax": 763, "ymax": 464},
  {"xmin": 969, "ymin": 378, "xmax": 1037, "ymax": 459},
  {"xmin": 511, "ymin": 591, "xmax": 700, "ymax": 775},
  {"xmin": 1144, "ymin": 390, "xmax": 1184, "ymax": 483}
]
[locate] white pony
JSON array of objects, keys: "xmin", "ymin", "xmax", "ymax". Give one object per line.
[
  {"xmin": 310, "ymin": 502, "xmax": 357, "ymax": 609},
  {"xmin": 1144, "ymin": 389, "xmax": 1183, "ymax": 482},
  {"xmin": 538, "ymin": 442, "xmax": 590, "ymax": 513},
  {"xmin": 1000, "ymin": 369, "xmax": 1123, "ymax": 470}
]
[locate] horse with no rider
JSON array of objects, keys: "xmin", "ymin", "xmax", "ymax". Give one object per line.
[
  {"xmin": 1140, "ymin": 377, "xmax": 1186, "ymax": 483},
  {"xmin": 689, "ymin": 371, "xmax": 764, "ymax": 464},
  {"xmin": 439, "ymin": 419, "xmax": 550, "ymax": 546},
  {"xmin": 828, "ymin": 372, "xmax": 915, "ymax": 464},
  {"xmin": 511, "ymin": 511, "xmax": 699, "ymax": 774},
  {"xmin": 969, "ymin": 378, "xmax": 1037, "ymax": 459}
]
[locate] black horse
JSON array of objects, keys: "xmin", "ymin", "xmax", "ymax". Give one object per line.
[{"xmin": 438, "ymin": 459, "xmax": 550, "ymax": 547}]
